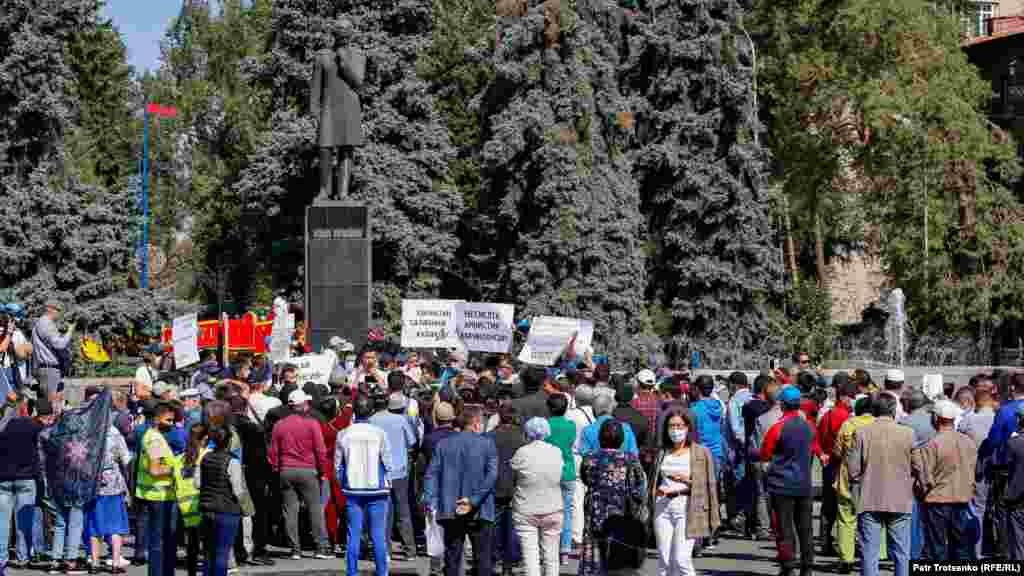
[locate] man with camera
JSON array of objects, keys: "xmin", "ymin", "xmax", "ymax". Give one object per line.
[
  {"xmin": 0, "ymin": 304, "xmax": 31, "ymax": 398},
  {"xmin": 31, "ymin": 300, "xmax": 76, "ymax": 404}
]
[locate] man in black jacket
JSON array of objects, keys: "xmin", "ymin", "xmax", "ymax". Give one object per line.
[
  {"xmin": 230, "ymin": 396, "xmax": 275, "ymax": 566},
  {"xmin": 613, "ymin": 382, "xmax": 650, "ymax": 451},
  {"xmin": 1004, "ymin": 402, "xmax": 1024, "ymax": 560},
  {"xmin": 509, "ymin": 368, "xmax": 549, "ymax": 423},
  {"xmin": 489, "ymin": 404, "xmax": 526, "ymax": 576}
]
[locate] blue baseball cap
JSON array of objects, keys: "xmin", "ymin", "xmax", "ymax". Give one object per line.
[{"xmin": 778, "ymin": 385, "xmax": 802, "ymax": 405}]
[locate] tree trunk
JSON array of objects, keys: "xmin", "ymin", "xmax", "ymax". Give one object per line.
[
  {"xmin": 784, "ymin": 198, "xmax": 799, "ymax": 285},
  {"xmin": 815, "ymin": 211, "xmax": 827, "ymax": 287}
]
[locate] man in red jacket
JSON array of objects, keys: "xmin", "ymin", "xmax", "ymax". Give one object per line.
[{"xmin": 817, "ymin": 374, "xmax": 855, "ymax": 557}]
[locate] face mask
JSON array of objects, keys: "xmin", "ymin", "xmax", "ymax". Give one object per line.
[
  {"xmin": 157, "ymin": 422, "xmax": 174, "ymax": 433},
  {"xmin": 669, "ymin": 429, "xmax": 688, "ymax": 444}
]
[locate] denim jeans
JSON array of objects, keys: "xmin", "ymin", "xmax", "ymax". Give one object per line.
[
  {"xmin": 0, "ymin": 367, "xmax": 15, "ymax": 398},
  {"xmin": 202, "ymin": 512, "xmax": 241, "ymax": 576},
  {"xmin": 440, "ymin": 516, "xmax": 493, "ymax": 576},
  {"xmin": 31, "ymin": 504, "xmax": 45, "ymax": 558},
  {"xmin": 559, "ymin": 481, "xmax": 574, "ymax": 554},
  {"xmin": 388, "ymin": 477, "xmax": 415, "ymax": 551},
  {"xmin": 495, "ymin": 498, "xmax": 521, "ymax": 566},
  {"xmin": 911, "ymin": 499, "xmax": 924, "ymax": 560},
  {"xmin": 972, "ymin": 480, "xmax": 993, "ymax": 558},
  {"xmin": 1008, "ymin": 508, "xmax": 1024, "ymax": 560},
  {"xmin": 319, "ymin": 479, "xmax": 330, "ymax": 543},
  {"xmin": 858, "ymin": 511, "xmax": 911, "ymax": 576},
  {"xmin": 0, "ymin": 480, "xmax": 36, "ymax": 564},
  {"xmin": 51, "ymin": 505, "xmax": 84, "ymax": 562},
  {"xmin": 145, "ymin": 501, "xmax": 178, "ymax": 576},
  {"xmin": 923, "ymin": 503, "xmax": 975, "ymax": 560},
  {"xmin": 132, "ymin": 499, "xmax": 149, "ymax": 562},
  {"xmin": 346, "ymin": 495, "xmax": 388, "ymax": 576}
]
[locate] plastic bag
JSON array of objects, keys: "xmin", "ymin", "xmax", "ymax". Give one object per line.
[{"xmin": 426, "ymin": 512, "xmax": 445, "ymax": 558}]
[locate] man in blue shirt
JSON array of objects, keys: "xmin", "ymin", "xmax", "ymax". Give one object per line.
[
  {"xmin": 580, "ymin": 394, "xmax": 639, "ymax": 455},
  {"xmin": 369, "ymin": 393, "xmax": 420, "ymax": 559},
  {"xmin": 981, "ymin": 373, "xmax": 1024, "ymax": 554}
]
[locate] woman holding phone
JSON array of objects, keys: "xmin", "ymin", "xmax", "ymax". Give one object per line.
[{"xmin": 650, "ymin": 408, "xmax": 719, "ymax": 576}]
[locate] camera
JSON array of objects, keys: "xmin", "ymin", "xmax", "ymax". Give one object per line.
[{"xmin": 0, "ymin": 303, "xmax": 25, "ymax": 340}]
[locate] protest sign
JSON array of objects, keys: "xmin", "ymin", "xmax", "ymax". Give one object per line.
[
  {"xmin": 456, "ymin": 303, "xmax": 515, "ymax": 353},
  {"xmin": 171, "ymin": 313, "xmax": 200, "ymax": 368},
  {"xmin": 401, "ymin": 300, "xmax": 462, "ymax": 349},
  {"xmin": 518, "ymin": 316, "xmax": 594, "ymax": 366},
  {"xmin": 923, "ymin": 374, "xmax": 944, "ymax": 400},
  {"xmin": 292, "ymin": 354, "xmax": 334, "ymax": 389},
  {"xmin": 270, "ymin": 297, "xmax": 291, "ymax": 363}
]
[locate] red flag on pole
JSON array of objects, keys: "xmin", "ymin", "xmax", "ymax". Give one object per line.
[{"xmin": 146, "ymin": 103, "xmax": 177, "ymax": 117}]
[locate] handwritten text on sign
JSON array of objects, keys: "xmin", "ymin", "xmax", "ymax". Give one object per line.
[
  {"xmin": 456, "ymin": 303, "xmax": 515, "ymax": 354},
  {"xmin": 401, "ymin": 300, "xmax": 461, "ymax": 349},
  {"xmin": 171, "ymin": 313, "xmax": 200, "ymax": 369},
  {"xmin": 292, "ymin": 354, "xmax": 333, "ymax": 389},
  {"xmin": 518, "ymin": 316, "xmax": 594, "ymax": 366}
]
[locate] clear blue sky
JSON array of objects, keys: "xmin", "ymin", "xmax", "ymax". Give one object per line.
[{"xmin": 104, "ymin": 0, "xmax": 187, "ymax": 73}]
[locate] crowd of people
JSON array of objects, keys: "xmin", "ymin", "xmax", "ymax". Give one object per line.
[{"xmin": 3, "ymin": 330, "xmax": 1024, "ymax": 576}]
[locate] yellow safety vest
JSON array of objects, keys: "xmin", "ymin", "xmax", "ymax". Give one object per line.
[
  {"xmin": 174, "ymin": 449, "xmax": 207, "ymax": 528},
  {"xmin": 135, "ymin": 429, "xmax": 174, "ymax": 502}
]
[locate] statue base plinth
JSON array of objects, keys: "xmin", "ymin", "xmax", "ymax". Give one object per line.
[{"xmin": 304, "ymin": 202, "xmax": 371, "ymax": 352}]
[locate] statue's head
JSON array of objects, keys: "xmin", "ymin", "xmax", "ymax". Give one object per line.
[{"xmin": 331, "ymin": 18, "xmax": 355, "ymax": 48}]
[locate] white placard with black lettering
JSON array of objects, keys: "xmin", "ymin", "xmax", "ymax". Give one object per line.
[
  {"xmin": 456, "ymin": 303, "xmax": 515, "ymax": 353},
  {"xmin": 517, "ymin": 316, "xmax": 594, "ymax": 366},
  {"xmin": 171, "ymin": 313, "xmax": 200, "ymax": 369},
  {"xmin": 293, "ymin": 354, "xmax": 334, "ymax": 389},
  {"xmin": 400, "ymin": 300, "xmax": 462, "ymax": 349},
  {"xmin": 270, "ymin": 297, "xmax": 291, "ymax": 363}
]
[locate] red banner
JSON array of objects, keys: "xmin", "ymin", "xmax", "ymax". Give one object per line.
[{"xmin": 162, "ymin": 313, "xmax": 276, "ymax": 355}]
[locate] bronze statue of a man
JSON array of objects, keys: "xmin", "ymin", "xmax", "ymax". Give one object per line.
[{"xmin": 311, "ymin": 24, "xmax": 366, "ymax": 201}]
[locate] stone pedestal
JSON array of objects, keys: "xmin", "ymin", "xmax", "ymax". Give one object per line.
[{"xmin": 305, "ymin": 200, "xmax": 371, "ymax": 353}]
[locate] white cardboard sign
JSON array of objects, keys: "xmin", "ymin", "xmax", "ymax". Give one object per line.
[
  {"xmin": 292, "ymin": 354, "xmax": 334, "ymax": 389},
  {"xmin": 171, "ymin": 313, "xmax": 200, "ymax": 369},
  {"xmin": 456, "ymin": 302, "xmax": 515, "ymax": 354},
  {"xmin": 518, "ymin": 316, "xmax": 594, "ymax": 366},
  {"xmin": 270, "ymin": 297, "xmax": 291, "ymax": 363},
  {"xmin": 400, "ymin": 300, "xmax": 461, "ymax": 349}
]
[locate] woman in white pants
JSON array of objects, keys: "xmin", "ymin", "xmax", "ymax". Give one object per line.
[
  {"xmin": 651, "ymin": 408, "xmax": 720, "ymax": 576},
  {"xmin": 510, "ymin": 417, "xmax": 565, "ymax": 576}
]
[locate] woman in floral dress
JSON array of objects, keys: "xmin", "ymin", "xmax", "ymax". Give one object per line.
[
  {"xmin": 84, "ymin": 420, "xmax": 132, "ymax": 574},
  {"xmin": 579, "ymin": 420, "xmax": 648, "ymax": 576}
]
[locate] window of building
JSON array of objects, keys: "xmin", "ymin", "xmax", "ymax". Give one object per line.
[
  {"xmin": 963, "ymin": 2, "xmax": 998, "ymax": 38},
  {"xmin": 977, "ymin": 3, "xmax": 996, "ymax": 37}
]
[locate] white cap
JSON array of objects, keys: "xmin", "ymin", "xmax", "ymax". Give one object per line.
[
  {"xmin": 329, "ymin": 336, "xmax": 345, "ymax": 348},
  {"xmin": 180, "ymin": 388, "xmax": 200, "ymax": 399},
  {"xmin": 934, "ymin": 399, "xmax": 959, "ymax": 420},
  {"xmin": 636, "ymin": 369, "xmax": 656, "ymax": 386},
  {"xmin": 885, "ymin": 369, "xmax": 905, "ymax": 383},
  {"xmin": 288, "ymin": 389, "xmax": 312, "ymax": 405}
]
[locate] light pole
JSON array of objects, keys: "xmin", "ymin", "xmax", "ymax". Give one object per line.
[{"xmin": 140, "ymin": 103, "xmax": 177, "ymax": 289}]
